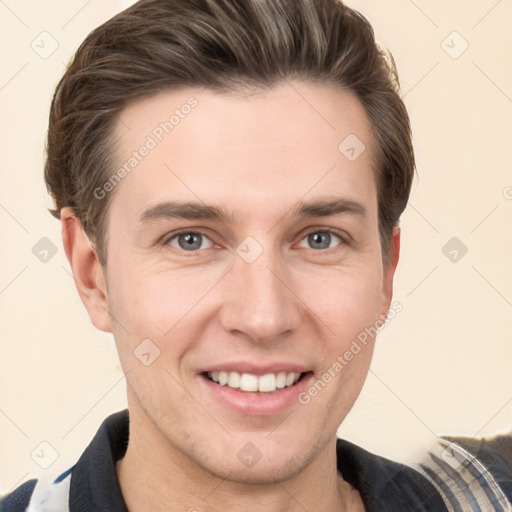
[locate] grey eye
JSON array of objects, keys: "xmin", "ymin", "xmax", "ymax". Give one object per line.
[
  {"xmin": 168, "ymin": 232, "xmax": 214, "ymax": 251},
  {"xmin": 298, "ymin": 231, "xmax": 342, "ymax": 250}
]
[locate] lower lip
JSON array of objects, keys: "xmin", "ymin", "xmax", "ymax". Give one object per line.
[{"xmin": 199, "ymin": 373, "xmax": 314, "ymax": 416}]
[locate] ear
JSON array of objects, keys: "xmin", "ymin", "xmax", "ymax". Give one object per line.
[
  {"xmin": 380, "ymin": 225, "xmax": 400, "ymax": 316},
  {"xmin": 60, "ymin": 207, "xmax": 112, "ymax": 333}
]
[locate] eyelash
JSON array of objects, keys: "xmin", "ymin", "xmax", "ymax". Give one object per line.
[{"xmin": 161, "ymin": 227, "xmax": 350, "ymax": 255}]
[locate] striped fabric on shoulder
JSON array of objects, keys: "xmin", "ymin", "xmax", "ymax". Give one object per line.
[{"xmin": 414, "ymin": 437, "xmax": 512, "ymax": 512}]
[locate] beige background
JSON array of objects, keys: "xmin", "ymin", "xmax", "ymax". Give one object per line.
[{"xmin": 1, "ymin": 0, "xmax": 511, "ymax": 493}]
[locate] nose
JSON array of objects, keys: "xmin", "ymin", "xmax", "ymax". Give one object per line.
[{"xmin": 218, "ymin": 242, "xmax": 302, "ymax": 344}]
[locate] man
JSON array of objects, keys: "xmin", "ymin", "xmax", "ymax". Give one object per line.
[{"xmin": 2, "ymin": 0, "xmax": 511, "ymax": 510}]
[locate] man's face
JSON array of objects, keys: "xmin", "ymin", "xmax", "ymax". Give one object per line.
[{"xmin": 99, "ymin": 81, "xmax": 397, "ymax": 483}]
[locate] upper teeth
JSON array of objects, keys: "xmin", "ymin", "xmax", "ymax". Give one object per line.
[{"xmin": 207, "ymin": 371, "xmax": 301, "ymax": 393}]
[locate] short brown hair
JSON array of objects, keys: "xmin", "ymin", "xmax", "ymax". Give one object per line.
[{"xmin": 45, "ymin": 0, "xmax": 415, "ymax": 267}]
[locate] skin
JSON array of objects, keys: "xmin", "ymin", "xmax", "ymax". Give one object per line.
[{"xmin": 61, "ymin": 80, "xmax": 400, "ymax": 511}]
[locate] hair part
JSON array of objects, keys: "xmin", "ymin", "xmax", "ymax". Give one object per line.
[{"xmin": 45, "ymin": 0, "xmax": 415, "ymax": 267}]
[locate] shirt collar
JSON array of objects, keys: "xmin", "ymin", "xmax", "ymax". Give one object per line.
[
  {"xmin": 336, "ymin": 438, "xmax": 447, "ymax": 511},
  {"xmin": 69, "ymin": 409, "xmax": 447, "ymax": 512}
]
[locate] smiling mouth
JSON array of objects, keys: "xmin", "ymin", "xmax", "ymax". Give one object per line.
[{"xmin": 202, "ymin": 370, "xmax": 311, "ymax": 393}]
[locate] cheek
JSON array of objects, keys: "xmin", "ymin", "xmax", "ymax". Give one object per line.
[
  {"xmin": 310, "ymin": 269, "xmax": 384, "ymax": 340},
  {"xmin": 108, "ymin": 267, "xmax": 223, "ymax": 378},
  {"xmin": 302, "ymin": 270, "xmax": 382, "ymax": 400},
  {"xmin": 304, "ymin": 275, "xmax": 381, "ymax": 414},
  {"xmin": 107, "ymin": 272, "xmax": 200, "ymax": 402},
  {"xmin": 110, "ymin": 265, "xmax": 203, "ymax": 336}
]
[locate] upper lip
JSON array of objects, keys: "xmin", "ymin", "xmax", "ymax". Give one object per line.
[{"xmin": 199, "ymin": 362, "xmax": 312, "ymax": 376}]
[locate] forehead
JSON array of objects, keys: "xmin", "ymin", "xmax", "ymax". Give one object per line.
[{"xmin": 110, "ymin": 81, "xmax": 378, "ymax": 224}]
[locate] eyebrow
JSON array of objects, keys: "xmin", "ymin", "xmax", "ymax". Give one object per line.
[{"xmin": 137, "ymin": 197, "xmax": 367, "ymax": 225}]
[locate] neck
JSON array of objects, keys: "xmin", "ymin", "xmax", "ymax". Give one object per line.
[{"xmin": 116, "ymin": 406, "xmax": 365, "ymax": 512}]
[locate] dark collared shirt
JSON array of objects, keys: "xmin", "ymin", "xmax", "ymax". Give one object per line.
[{"xmin": 2, "ymin": 410, "xmax": 511, "ymax": 511}]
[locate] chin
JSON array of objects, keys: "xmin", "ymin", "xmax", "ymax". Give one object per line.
[
  {"xmin": 203, "ymin": 457, "xmax": 307, "ymax": 485},
  {"xmin": 192, "ymin": 437, "xmax": 319, "ymax": 485}
]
